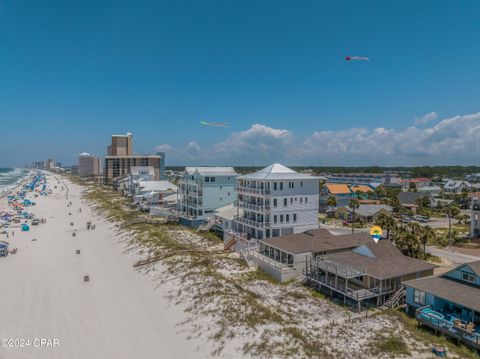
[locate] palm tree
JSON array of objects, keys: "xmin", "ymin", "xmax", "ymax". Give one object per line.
[
  {"xmin": 326, "ymin": 195, "xmax": 337, "ymax": 214},
  {"xmin": 444, "ymin": 204, "xmax": 461, "ymax": 245},
  {"xmin": 383, "ymin": 215, "xmax": 396, "ymax": 239},
  {"xmin": 395, "ymin": 229, "xmax": 421, "ymax": 258},
  {"xmin": 408, "ymin": 222, "xmax": 422, "ymax": 237},
  {"xmin": 374, "ymin": 185, "xmax": 387, "ymax": 200},
  {"xmin": 349, "ymin": 197, "xmax": 360, "ymax": 234},
  {"xmin": 420, "ymin": 225, "xmax": 435, "ymax": 256}
]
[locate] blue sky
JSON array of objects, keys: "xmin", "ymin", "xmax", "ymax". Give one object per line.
[{"xmin": 1, "ymin": 0, "xmax": 479, "ymax": 167}]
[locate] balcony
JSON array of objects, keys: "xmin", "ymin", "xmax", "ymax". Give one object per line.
[
  {"xmin": 236, "ymin": 186, "xmax": 271, "ymax": 196},
  {"xmin": 234, "ymin": 200, "xmax": 270, "ymax": 212},
  {"xmin": 234, "ymin": 215, "xmax": 269, "ymax": 228}
]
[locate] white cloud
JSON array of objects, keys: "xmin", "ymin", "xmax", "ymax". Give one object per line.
[
  {"xmin": 154, "ymin": 112, "xmax": 480, "ymax": 166},
  {"xmin": 414, "ymin": 111, "xmax": 438, "ymax": 125},
  {"xmin": 153, "ymin": 144, "xmax": 172, "ymax": 152},
  {"xmin": 213, "ymin": 124, "xmax": 293, "ymax": 164}
]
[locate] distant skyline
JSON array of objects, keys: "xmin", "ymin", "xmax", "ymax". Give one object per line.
[{"xmin": 0, "ymin": 1, "xmax": 479, "ymax": 167}]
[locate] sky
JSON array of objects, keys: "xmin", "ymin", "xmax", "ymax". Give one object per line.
[{"xmin": 0, "ymin": 0, "xmax": 479, "ymax": 167}]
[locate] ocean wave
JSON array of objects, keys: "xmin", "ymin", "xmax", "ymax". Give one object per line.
[{"xmin": 0, "ymin": 168, "xmax": 31, "ymax": 193}]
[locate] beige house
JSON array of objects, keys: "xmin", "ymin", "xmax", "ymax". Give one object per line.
[{"xmin": 334, "ymin": 204, "xmax": 392, "ymax": 223}]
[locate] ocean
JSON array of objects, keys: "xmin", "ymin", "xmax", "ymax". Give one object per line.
[{"xmin": 0, "ymin": 168, "xmax": 31, "ymax": 196}]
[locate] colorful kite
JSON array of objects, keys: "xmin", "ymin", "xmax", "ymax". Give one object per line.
[
  {"xmin": 200, "ymin": 121, "xmax": 229, "ymax": 128},
  {"xmin": 345, "ymin": 56, "xmax": 370, "ymax": 61}
]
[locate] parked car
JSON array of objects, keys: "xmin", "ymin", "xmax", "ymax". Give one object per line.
[
  {"xmin": 31, "ymin": 219, "xmax": 40, "ymax": 225},
  {"xmin": 413, "ymin": 215, "xmax": 429, "ymax": 223}
]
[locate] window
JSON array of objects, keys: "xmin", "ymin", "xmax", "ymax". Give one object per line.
[
  {"xmin": 291, "ymin": 182, "xmax": 294, "ymax": 188},
  {"xmin": 293, "ymin": 214, "xmax": 297, "ymax": 222},
  {"xmin": 274, "ymin": 215, "xmax": 277, "ymax": 223},
  {"xmin": 286, "ymin": 214, "xmax": 289, "ymax": 222},
  {"xmin": 305, "ymin": 197, "xmax": 308, "ymax": 203},
  {"xmin": 219, "ymin": 186, "xmax": 222, "ymax": 189},
  {"xmin": 274, "ymin": 199, "xmax": 277, "ymax": 207},
  {"xmin": 205, "ymin": 177, "xmax": 210, "ymax": 182},
  {"xmin": 284, "ymin": 198, "xmax": 287, "ymax": 207},
  {"xmin": 463, "ymin": 273, "xmax": 475, "ymax": 283},
  {"xmin": 210, "ymin": 177, "xmax": 215, "ymax": 182},
  {"xmin": 220, "ymin": 197, "xmax": 222, "ymax": 201},
  {"xmin": 300, "ymin": 181, "xmax": 303, "ymax": 187},
  {"xmin": 413, "ymin": 289, "xmax": 426, "ymax": 305},
  {"xmin": 280, "ymin": 215, "xmax": 284, "ymax": 222},
  {"xmin": 274, "ymin": 182, "xmax": 277, "ymax": 190},
  {"xmin": 290, "ymin": 198, "xmax": 293, "ymax": 203},
  {"xmin": 280, "ymin": 182, "xmax": 283, "ymax": 190},
  {"xmin": 228, "ymin": 192, "xmax": 230, "ymax": 196},
  {"xmin": 300, "ymin": 198, "xmax": 303, "ymax": 203}
]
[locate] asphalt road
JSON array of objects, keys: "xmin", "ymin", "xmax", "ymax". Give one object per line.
[{"xmin": 425, "ymin": 246, "xmax": 480, "ymax": 264}]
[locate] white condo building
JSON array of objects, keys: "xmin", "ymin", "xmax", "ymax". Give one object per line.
[{"xmin": 232, "ymin": 163, "xmax": 320, "ymax": 240}]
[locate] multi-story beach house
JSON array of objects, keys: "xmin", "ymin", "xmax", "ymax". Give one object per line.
[
  {"xmin": 124, "ymin": 166, "xmax": 155, "ymax": 195},
  {"xmin": 178, "ymin": 167, "xmax": 238, "ymax": 225},
  {"xmin": 231, "ymin": 163, "xmax": 320, "ymax": 242}
]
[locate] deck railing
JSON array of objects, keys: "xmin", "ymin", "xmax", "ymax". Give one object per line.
[
  {"xmin": 415, "ymin": 306, "xmax": 480, "ymax": 349},
  {"xmin": 305, "ymin": 270, "xmax": 393, "ymax": 301},
  {"xmin": 236, "ymin": 186, "xmax": 271, "ymax": 195},
  {"xmin": 234, "ymin": 200, "xmax": 269, "ymax": 212},
  {"xmin": 233, "ymin": 215, "xmax": 268, "ymax": 228}
]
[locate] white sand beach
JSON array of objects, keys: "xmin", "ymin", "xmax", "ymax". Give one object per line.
[{"xmin": 0, "ymin": 174, "xmax": 211, "ymax": 359}]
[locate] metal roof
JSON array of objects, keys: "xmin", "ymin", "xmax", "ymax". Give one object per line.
[
  {"xmin": 185, "ymin": 167, "xmax": 238, "ymax": 176},
  {"xmin": 239, "ymin": 163, "xmax": 320, "ymax": 180}
]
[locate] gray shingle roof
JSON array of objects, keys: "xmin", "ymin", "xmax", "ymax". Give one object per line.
[
  {"xmin": 261, "ymin": 229, "xmax": 372, "ymax": 254},
  {"xmin": 403, "ymin": 275, "xmax": 480, "ymax": 313},
  {"xmin": 328, "ymin": 240, "xmax": 437, "ymax": 279},
  {"xmin": 341, "ymin": 204, "xmax": 392, "ymax": 216},
  {"xmin": 398, "ymin": 192, "xmax": 429, "ymax": 205},
  {"xmin": 462, "ymin": 261, "xmax": 480, "ymax": 276}
]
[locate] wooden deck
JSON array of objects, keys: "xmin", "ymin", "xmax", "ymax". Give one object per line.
[{"xmin": 416, "ymin": 307, "xmax": 480, "ymax": 350}]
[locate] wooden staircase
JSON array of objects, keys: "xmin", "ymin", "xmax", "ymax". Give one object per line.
[
  {"xmin": 224, "ymin": 236, "xmax": 237, "ymax": 251},
  {"xmin": 382, "ymin": 287, "xmax": 405, "ymax": 309},
  {"xmin": 287, "ymin": 275, "xmax": 306, "ymax": 288}
]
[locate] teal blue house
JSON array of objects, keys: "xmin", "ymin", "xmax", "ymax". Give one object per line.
[{"xmin": 403, "ymin": 261, "xmax": 480, "ymax": 351}]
